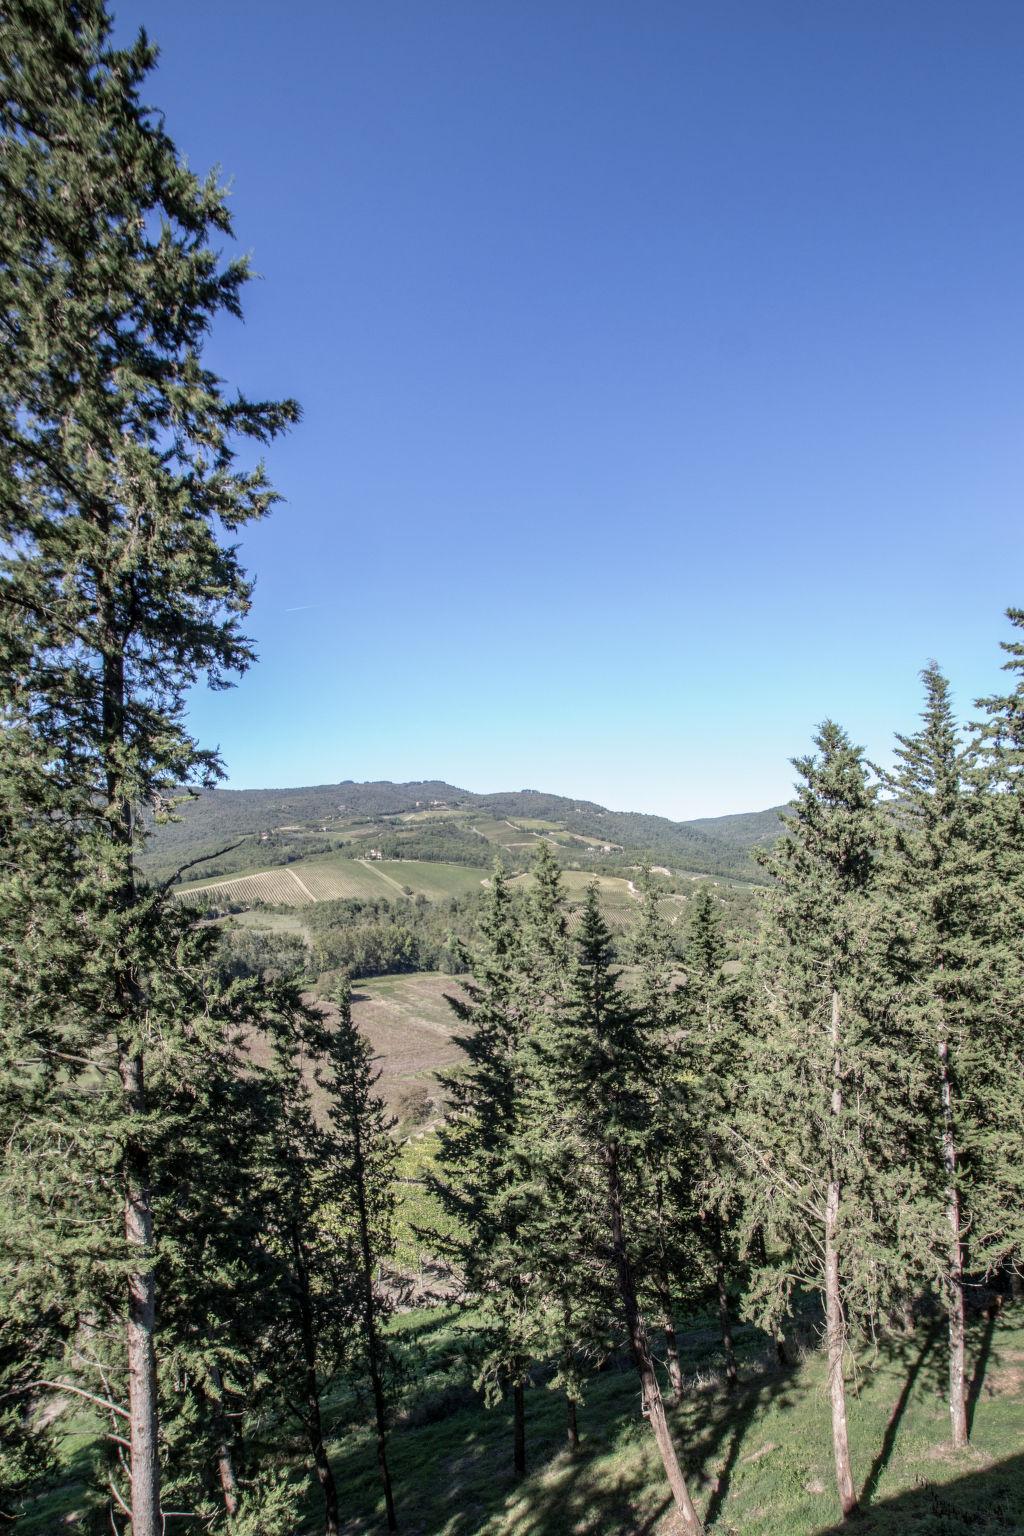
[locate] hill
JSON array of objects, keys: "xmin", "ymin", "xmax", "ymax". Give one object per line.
[{"xmin": 142, "ymin": 779, "xmax": 788, "ymax": 887}]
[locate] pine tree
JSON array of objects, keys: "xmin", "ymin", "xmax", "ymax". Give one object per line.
[
  {"xmin": 625, "ymin": 866, "xmax": 698, "ymax": 1405},
  {"xmin": 553, "ymin": 884, "xmax": 705, "ymax": 1535},
  {"xmin": 0, "ymin": 3, "xmax": 297, "ymax": 1526},
  {"xmin": 431, "ymin": 865, "xmax": 538, "ymax": 1476},
  {"xmin": 972, "ymin": 610, "xmax": 1024, "ymax": 1293},
  {"xmin": 260, "ymin": 1034, "xmax": 358, "ymax": 1536},
  {"xmin": 521, "ymin": 842, "xmax": 611, "ymax": 1449},
  {"xmin": 680, "ymin": 885, "xmax": 744, "ymax": 1391},
  {"xmin": 880, "ymin": 663, "xmax": 996, "ymax": 1446},
  {"xmin": 738, "ymin": 723, "xmax": 910, "ymax": 1520},
  {"xmin": 320, "ymin": 981, "xmax": 400, "ymax": 1533},
  {"xmin": 147, "ymin": 969, "xmax": 315, "ymax": 1531}
]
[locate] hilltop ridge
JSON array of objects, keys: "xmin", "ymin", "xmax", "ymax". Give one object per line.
[{"xmin": 142, "ymin": 778, "xmax": 787, "ymax": 887}]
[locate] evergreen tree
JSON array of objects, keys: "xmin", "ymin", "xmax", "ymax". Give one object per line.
[
  {"xmin": 521, "ymin": 843, "xmax": 611, "ymax": 1449},
  {"xmin": 0, "ymin": 2, "xmax": 297, "ymax": 1525},
  {"xmin": 973, "ymin": 610, "xmax": 1024, "ymax": 1292},
  {"xmin": 147, "ymin": 971, "xmax": 315, "ymax": 1531},
  {"xmin": 625, "ymin": 866, "xmax": 698, "ymax": 1404},
  {"xmin": 738, "ymin": 724, "xmax": 911, "ymax": 1520},
  {"xmin": 880, "ymin": 663, "xmax": 996, "ymax": 1446},
  {"xmin": 320, "ymin": 981, "xmax": 400, "ymax": 1532},
  {"xmin": 553, "ymin": 884, "xmax": 705, "ymax": 1535},
  {"xmin": 431, "ymin": 866, "xmax": 538, "ymax": 1476},
  {"xmin": 260, "ymin": 1033, "xmax": 358, "ymax": 1536},
  {"xmin": 680, "ymin": 885, "xmax": 744, "ymax": 1391}
]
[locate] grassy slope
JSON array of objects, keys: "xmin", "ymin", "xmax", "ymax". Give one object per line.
[
  {"xmin": 326, "ymin": 1307, "xmax": 1024, "ymax": 1536},
  {"xmin": 23, "ymin": 1250, "xmax": 1023, "ymax": 1534},
  {"xmin": 311, "ymin": 974, "xmax": 468, "ymax": 1118}
]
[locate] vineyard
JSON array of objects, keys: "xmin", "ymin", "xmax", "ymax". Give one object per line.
[
  {"xmin": 172, "ymin": 867, "xmax": 318, "ymax": 907},
  {"xmin": 172, "ymin": 855, "xmax": 489, "ymax": 909}
]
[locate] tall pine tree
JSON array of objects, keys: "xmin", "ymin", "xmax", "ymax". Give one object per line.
[
  {"xmin": 320, "ymin": 981, "xmax": 400, "ymax": 1533},
  {"xmin": 738, "ymin": 724, "xmax": 911, "ymax": 1520},
  {"xmin": 880, "ymin": 663, "xmax": 995, "ymax": 1446},
  {"xmin": 0, "ymin": 3, "xmax": 297, "ymax": 1526},
  {"xmin": 432, "ymin": 866, "xmax": 539, "ymax": 1477},
  {"xmin": 552, "ymin": 884, "xmax": 705, "ymax": 1536}
]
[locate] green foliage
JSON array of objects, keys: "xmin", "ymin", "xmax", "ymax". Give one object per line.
[
  {"xmin": 305, "ymin": 893, "xmax": 483, "ymax": 979},
  {"xmin": 739, "ymin": 724, "xmax": 920, "ymax": 1334},
  {"xmin": 432, "ymin": 867, "xmax": 541, "ymax": 1406},
  {"xmin": 0, "ymin": 0, "xmax": 298, "ymax": 1525}
]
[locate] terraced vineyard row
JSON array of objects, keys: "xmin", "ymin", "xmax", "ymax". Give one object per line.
[{"xmin": 172, "ymin": 867, "xmax": 316, "ymax": 907}]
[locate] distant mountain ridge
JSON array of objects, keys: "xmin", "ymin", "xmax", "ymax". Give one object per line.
[{"xmin": 143, "ymin": 779, "xmax": 788, "ymax": 884}]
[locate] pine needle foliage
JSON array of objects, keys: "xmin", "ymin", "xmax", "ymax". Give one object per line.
[
  {"xmin": 431, "ymin": 865, "xmax": 539, "ymax": 1473},
  {"xmin": 739, "ymin": 722, "xmax": 919, "ymax": 1516},
  {"xmin": 879, "ymin": 663, "xmax": 1000, "ymax": 1445},
  {"xmin": 0, "ymin": 1, "xmax": 297, "ymax": 1527},
  {"xmin": 550, "ymin": 883, "xmax": 706, "ymax": 1534}
]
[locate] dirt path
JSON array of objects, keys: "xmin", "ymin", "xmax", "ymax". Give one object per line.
[
  {"xmin": 287, "ymin": 868, "xmax": 316, "ymax": 902},
  {"xmin": 359, "ymin": 858, "xmax": 410, "ymax": 896}
]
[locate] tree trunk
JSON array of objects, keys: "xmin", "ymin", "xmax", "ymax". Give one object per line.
[
  {"xmin": 209, "ymin": 1367, "xmax": 240, "ymax": 1518},
  {"xmin": 661, "ymin": 1298, "xmax": 684, "ymax": 1404},
  {"xmin": 350, "ymin": 1115, "xmax": 398, "ymax": 1530},
  {"xmin": 305, "ymin": 1383, "xmax": 340, "ymax": 1536},
  {"xmin": 939, "ymin": 1035, "xmax": 967, "ymax": 1448},
  {"xmin": 103, "ymin": 631, "xmax": 161, "ymax": 1536},
  {"xmin": 605, "ymin": 1143, "xmax": 704, "ymax": 1534},
  {"xmin": 716, "ymin": 1260, "xmax": 738, "ymax": 1390},
  {"xmin": 1011, "ymin": 1263, "xmax": 1023, "ymax": 1304},
  {"xmin": 292, "ymin": 1230, "xmax": 340, "ymax": 1536},
  {"xmin": 120, "ymin": 1049, "xmax": 161, "ymax": 1536},
  {"xmin": 513, "ymin": 1379, "xmax": 526, "ymax": 1477},
  {"xmin": 826, "ymin": 989, "xmax": 858, "ymax": 1520},
  {"xmin": 566, "ymin": 1392, "xmax": 579, "ymax": 1450}
]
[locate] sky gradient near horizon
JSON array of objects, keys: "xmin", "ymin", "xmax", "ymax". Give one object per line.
[{"xmin": 115, "ymin": 0, "xmax": 1023, "ymax": 818}]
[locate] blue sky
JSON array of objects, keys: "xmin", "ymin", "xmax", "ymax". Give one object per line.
[{"xmin": 116, "ymin": 1, "xmax": 1023, "ymax": 817}]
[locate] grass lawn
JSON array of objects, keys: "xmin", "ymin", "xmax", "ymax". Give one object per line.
[
  {"xmin": 22, "ymin": 1297, "xmax": 1023, "ymax": 1535},
  {"xmin": 323, "ymin": 1306, "xmax": 1024, "ymax": 1536}
]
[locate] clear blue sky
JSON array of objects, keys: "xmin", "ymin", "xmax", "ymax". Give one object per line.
[{"xmin": 116, "ymin": 0, "xmax": 1024, "ymax": 818}]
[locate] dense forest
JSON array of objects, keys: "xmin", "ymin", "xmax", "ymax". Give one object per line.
[{"xmin": 0, "ymin": 7, "xmax": 1021, "ymax": 1536}]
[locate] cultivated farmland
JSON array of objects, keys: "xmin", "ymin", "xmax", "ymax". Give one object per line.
[{"xmin": 172, "ymin": 854, "xmax": 488, "ymax": 909}]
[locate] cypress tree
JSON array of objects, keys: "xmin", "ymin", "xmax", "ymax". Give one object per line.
[
  {"xmin": 553, "ymin": 883, "xmax": 705, "ymax": 1535},
  {"xmin": 432, "ymin": 865, "xmax": 538, "ymax": 1477},
  {"xmin": 973, "ymin": 610, "xmax": 1024, "ymax": 1293},
  {"xmin": 880, "ymin": 663, "xmax": 994, "ymax": 1446},
  {"xmin": 0, "ymin": 3, "xmax": 297, "ymax": 1526},
  {"xmin": 321, "ymin": 981, "xmax": 400, "ymax": 1532},
  {"xmin": 739, "ymin": 723, "xmax": 909, "ymax": 1520}
]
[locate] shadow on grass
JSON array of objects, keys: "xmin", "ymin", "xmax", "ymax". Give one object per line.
[
  {"xmin": 331, "ymin": 1304, "xmax": 1018, "ymax": 1534},
  {"xmin": 966, "ymin": 1305, "xmax": 1000, "ymax": 1439},
  {"xmin": 860, "ymin": 1317, "xmax": 944, "ymax": 1508},
  {"xmin": 697, "ymin": 1355, "xmax": 800, "ymax": 1528},
  {"xmin": 329, "ymin": 1333, "xmax": 805, "ymax": 1536},
  {"xmin": 814, "ymin": 1452, "xmax": 1024, "ymax": 1534}
]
